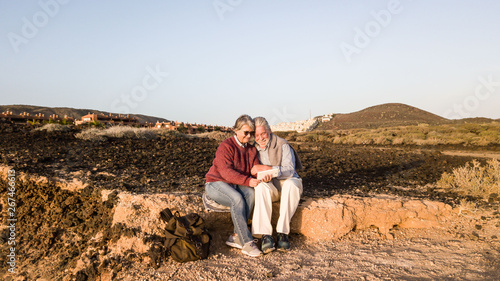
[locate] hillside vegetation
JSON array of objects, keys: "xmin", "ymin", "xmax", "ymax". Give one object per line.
[{"xmin": 279, "ymin": 122, "xmax": 500, "ymax": 147}]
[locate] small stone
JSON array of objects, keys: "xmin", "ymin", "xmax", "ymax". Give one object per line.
[{"xmin": 475, "ymin": 225, "xmax": 482, "ymax": 230}]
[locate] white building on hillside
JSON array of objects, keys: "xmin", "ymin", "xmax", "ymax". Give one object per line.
[{"xmin": 271, "ymin": 118, "xmax": 319, "ymax": 133}]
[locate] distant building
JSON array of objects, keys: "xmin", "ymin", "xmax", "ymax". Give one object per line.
[
  {"xmin": 271, "ymin": 118, "xmax": 319, "ymax": 133},
  {"xmin": 75, "ymin": 113, "xmax": 138, "ymax": 126},
  {"xmin": 155, "ymin": 121, "xmax": 177, "ymax": 130},
  {"xmin": 1, "ymin": 110, "xmax": 234, "ymax": 133},
  {"xmin": 153, "ymin": 120, "xmax": 232, "ymax": 134},
  {"xmin": 322, "ymin": 114, "xmax": 334, "ymax": 122},
  {"xmin": 0, "ymin": 111, "xmax": 74, "ymax": 124}
]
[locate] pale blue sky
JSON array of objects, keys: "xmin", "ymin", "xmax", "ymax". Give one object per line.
[{"xmin": 1, "ymin": 0, "xmax": 500, "ymax": 126}]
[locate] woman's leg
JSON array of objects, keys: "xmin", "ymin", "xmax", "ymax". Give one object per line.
[
  {"xmin": 235, "ymin": 185, "xmax": 255, "ymax": 223},
  {"xmin": 205, "ymin": 181, "xmax": 253, "ymax": 244}
]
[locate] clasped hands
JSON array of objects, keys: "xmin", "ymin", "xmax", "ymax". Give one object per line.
[{"xmin": 248, "ymin": 164, "xmax": 273, "ymax": 187}]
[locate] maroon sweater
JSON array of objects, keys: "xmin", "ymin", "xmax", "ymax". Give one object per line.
[{"xmin": 205, "ymin": 136, "xmax": 259, "ymax": 186}]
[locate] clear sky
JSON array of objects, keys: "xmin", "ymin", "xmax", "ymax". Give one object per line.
[{"xmin": 1, "ymin": 0, "xmax": 500, "ymax": 126}]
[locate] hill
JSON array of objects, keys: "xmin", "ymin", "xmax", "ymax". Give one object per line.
[
  {"xmin": 318, "ymin": 103, "xmax": 448, "ymax": 130},
  {"xmin": 0, "ymin": 104, "xmax": 169, "ymax": 124}
]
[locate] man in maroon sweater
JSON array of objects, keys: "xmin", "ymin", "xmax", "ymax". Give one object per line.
[{"xmin": 205, "ymin": 114, "xmax": 263, "ymax": 257}]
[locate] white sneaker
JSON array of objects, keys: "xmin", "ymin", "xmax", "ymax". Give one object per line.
[
  {"xmin": 225, "ymin": 234, "xmax": 243, "ymax": 249},
  {"xmin": 242, "ymin": 240, "xmax": 262, "ymax": 257}
]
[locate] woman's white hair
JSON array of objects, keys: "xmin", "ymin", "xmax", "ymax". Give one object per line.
[{"xmin": 233, "ymin": 114, "xmax": 255, "ymax": 131}]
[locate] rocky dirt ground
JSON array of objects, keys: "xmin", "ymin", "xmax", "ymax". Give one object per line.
[
  {"xmin": 117, "ymin": 215, "xmax": 500, "ymax": 281},
  {"xmin": 0, "ymin": 123, "xmax": 499, "ymax": 280}
]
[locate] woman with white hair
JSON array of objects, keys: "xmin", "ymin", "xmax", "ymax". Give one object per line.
[{"xmin": 205, "ymin": 114, "xmax": 263, "ymax": 257}]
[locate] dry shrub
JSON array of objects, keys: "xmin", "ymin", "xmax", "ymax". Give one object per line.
[
  {"xmin": 444, "ymin": 137, "xmax": 466, "ymax": 145},
  {"xmin": 457, "ymin": 199, "xmax": 477, "ymax": 215},
  {"xmin": 75, "ymin": 126, "xmax": 157, "ymax": 141},
  {"xmin": 343, "ymin": 136, "xmax": 358, "ymax": 145},
  {"xmin": 154, "ymin": 129, "xmax": 187, "ymax": 138},
  {"xmin": 418, "ymin": 137, "xmax": 444, "ymax": 146},
  {"xmin": 332, "ymin": 136, "xmax": 344, "ymax": 144},
  {"xmin": 392, "ymin": 137, "xmax": 405, "ymax": 145},
  {"xmin": 75, "ymin": 128, "xmax": 106, "ymax": 141},
  {"xmin": 354, "ymin": 137, "xmax": 368, "ymax": 145},
  {"xmin": 473, "ymin": 139, "xmax": 493, "ymax": 146},
  {"xmin": 438, "ymin": 159, "xmax": 500, "ymax": 198},
  {"xmin": 407, "ymin": 132, "xmax": 426, "ymax": 142},
  {"xmin": 194, "ymin": 131, "xmax": 233, "ymax": 142},
  {"xmin": 35, "ymin": 123, "xmax": 71, "ymax": 132},
  {"xmin": 412, "ymin": 138, "xmax": 427, "ymax": 146},
  {"xmin": 295, "ymin": 133, "xmax": 319, "ymax": 142},
  {"xmin": 373, "ymin": 136, "xmax": 390, "ymax": 145},
  {"xmin": 317, "ymin": 134, "xmax": 331, "ymax": 142}
]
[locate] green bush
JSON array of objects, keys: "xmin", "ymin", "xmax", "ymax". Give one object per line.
[
  {"xmin": 27, "ymin": 119, "xmax": 40, "ymax": 125},
  {"xmin": 177, "ymin": 123, "xmax": 188, "ymax": 134},
  {"xmin": 90, "ymin": 120, "xmax": 104, "ymax": 128}
]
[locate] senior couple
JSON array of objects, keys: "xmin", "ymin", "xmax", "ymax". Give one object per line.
[{"xmin": 205, "ymin": 114, "xmax": 303, "ymax": 257}]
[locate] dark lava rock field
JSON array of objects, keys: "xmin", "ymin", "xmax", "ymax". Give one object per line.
[{"xmin": 0, "ymin": 123, "xmax": 483, "ymax": 203}]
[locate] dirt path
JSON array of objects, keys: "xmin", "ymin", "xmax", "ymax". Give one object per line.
[{"xmin": 440, "ymin": 150, "xmax": 500, "ymax": 160}]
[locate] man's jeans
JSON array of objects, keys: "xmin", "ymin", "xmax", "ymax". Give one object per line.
[{"xmin": 205, "ymin": 181, "xmax": 255, "ymax": 244}]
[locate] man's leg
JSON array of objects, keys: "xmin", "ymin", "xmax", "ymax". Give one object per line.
[
  {"xmin": 251, "ymin": 181, "xmax": 279, "ymax": 236},
  {"xmin": 276, "ymin": 178, "xmax": 303, "ymax": 235}
]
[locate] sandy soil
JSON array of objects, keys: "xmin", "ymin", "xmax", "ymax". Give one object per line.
[{"xmin": 115, "ymin": 207, "xmax": 500, "ymax": 281}]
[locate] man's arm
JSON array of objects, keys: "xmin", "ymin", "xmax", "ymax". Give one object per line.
[
  {"xmin": 251, "ymin": 164, "xmax": 272, "ymax": 176},
  {"xmin": 276, "ymin": 144, "xmax": 296, "ymax": 179}
]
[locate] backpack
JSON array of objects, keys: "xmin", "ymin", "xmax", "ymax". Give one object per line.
[{"xmin": 160, "ymin": 208, "xmax": 211, "ymax": 263}]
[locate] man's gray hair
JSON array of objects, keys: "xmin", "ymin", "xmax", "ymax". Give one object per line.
[
  {"xmin": 234, "ymin": 114, "xmax": 255, "ymax": 131},
  {"xmin": 254, "ymin": 116, "xmax": 272, "ymax": 132}
]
